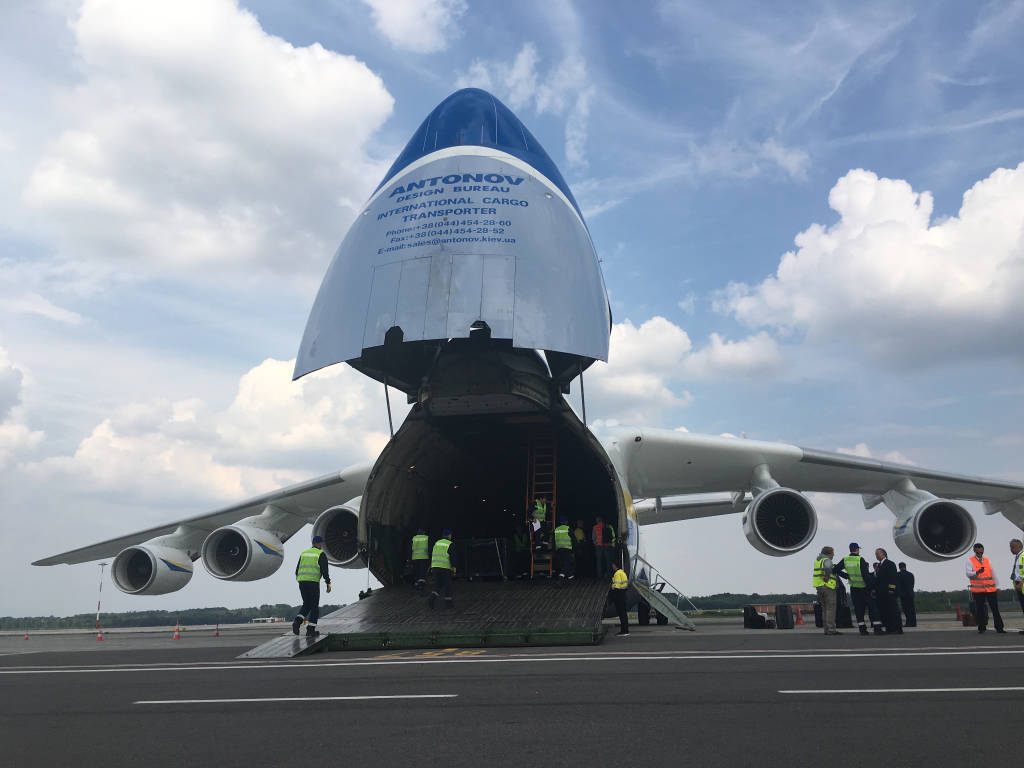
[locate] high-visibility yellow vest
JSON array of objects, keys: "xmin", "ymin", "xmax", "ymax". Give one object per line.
[
  {"xmin": 611, "ymin": 568, "xmax": 628, "ymax": 590},
  {"xmin": 969, "ymin": 556, "xmax": 996, "ymax": 593},
  {"xmin": 533, "ymin": 499, "xmax": 547, "ymax": 522},
  {"xmin": 296, "ymin": 547, "xmax": 323, "ymax": 582},
  {"xmin": 812, "ymin": 557, "xmax": 836, "ymax": 590},
  {"xmin": 411, "ymin": 534, "xmax": 429, "ymax": 560},
  {"xmin": 431, "ymin": 538, "xmax": 452, "ymax": 570},
  {"xmin": 844, "ymin": 555, "xmax": 866, "ymax": 588},
  {"xmin": 573, "ymin": 527, "xmax": 585, "ymax": 542},
  {"xmin": 554, "ymin": 525, "xmax": 572, "ymax": 550},
  {"xmin": 1017, "ymin": 553, "xmax": 1024, "ymax": 581}
]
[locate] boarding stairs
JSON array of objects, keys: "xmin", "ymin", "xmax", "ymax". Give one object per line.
[
  {"xmin": 527, "ymin": 428, "xmax": 557, "ymax": 578},
  {"xmin": 632, "ymin": 555, "xmax": 698, "ymax": 631}
]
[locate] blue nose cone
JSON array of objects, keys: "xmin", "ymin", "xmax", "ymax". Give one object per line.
[{"xmin": 376, "ymin": 88, "xmax": 582, "ymax": 218}]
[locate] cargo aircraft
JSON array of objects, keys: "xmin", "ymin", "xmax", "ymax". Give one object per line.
[{"xmin": 35, "ymin": 90, "xmax": 1024, "ymax": 609}]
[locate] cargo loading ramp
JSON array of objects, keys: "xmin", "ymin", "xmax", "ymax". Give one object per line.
[{"xmin": 241, "ymin": 578, "xmax": 609, "ymax": 658}]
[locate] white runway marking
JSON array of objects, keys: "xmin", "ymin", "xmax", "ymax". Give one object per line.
[
  {"xmin": 136, "ymin": 694, "xmax": 457, "ymax": 705},
  {"xmin": 4, "ymin": 648, "xmax": 1024, "ymax": 674},
  {"xmin": 781, "ymin": 686, "xmax": 1024, "ymax": 694}
]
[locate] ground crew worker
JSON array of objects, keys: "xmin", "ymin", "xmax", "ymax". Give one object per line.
[
  {"xmin": 292, "ymin": 535, "xmax": 331, "ymax": 638},
  {"xmin": 897, "ymin": 562, "xmax": 916, "ymax": 627},
  {"xmin": 837, "ymin": 542, "xmax": 882, "ymax": 635},
  {"xmin": 428, "ymin": 529, "xmax": 455, "ymax": 610},
  {"xmin": 410, "ymin": 527, "xmax": 430, "ymax": 591},
  {"xmin": 610, "ymin": 562, "xmax": 630, "ymax": 636},
  {"xmin": 813, "ymin": 546, "xmax": 840, "ymax": 635},
  {"xmin": 554, "ymin": 517, "xmax": 575, "ymax": 579},
  {"xmin": 967, "ymin": 542, "xmax": 1005, "ymax": 633},
  {"xmin": 531, "ymin": 498, "xmax": 549, "ymax": 550},
  {"xmin": 593, "ymin": 516, "xmax": 616, "ymax": 578},
  {"xmin": 511, "ymin": 523, "xmax": 530, "ymax": 579},
  {"xmin": 1010, "ymin": 539, "xmax": 1024, "ymax": 632},
  {"xmin": 573, "ymin": 518, "xmax": 591, "ymax": 576}
]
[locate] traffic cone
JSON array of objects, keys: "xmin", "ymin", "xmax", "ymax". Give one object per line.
[
  {"xmin": 214, "ymin": 623, "xmax": 220, "ymax": 638},
  {"xmin": 955, "ymin": 605, "xmax": 963, "ymax": 622},
  {"xmin": 95, "ymin": 628, "xmax": 104, "ymax": 642},
  {"xmin": 795, "ymin": 607, "xmax": 804, "ymax": 626},
  {"xmin": 23, "ymin": 631, "xmax": 28, "ymax": 640},
  {"xmin": 172, "ymin": 624, "xmax": 181, "ymax": 640}
]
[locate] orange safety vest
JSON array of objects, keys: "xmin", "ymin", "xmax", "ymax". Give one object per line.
[{"xmin": 969, "ymin": 556, "xmax": 997, "ymax": 593}]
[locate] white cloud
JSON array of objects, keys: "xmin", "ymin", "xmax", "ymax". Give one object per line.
[
  {"xmin": 0, "ymin": 291, "xmax": 83, "ymax": 325},
  {"xmin": 361, "ymin": 0, "xmax": 466, "ymax": 53},
  {"xmin": 21, "ymin": 0, "xmax": 393, "ymax": 282},
  {"xmin": 584, "ymin": 317, "xmax": 693, "ymax": 426},
  {"xmin": 680, "ymin": 331, "xmax": 782, "ymax": 379},
  {"xmin": 23, "ymin": 358, "xmax": 400, "ymax": 506},
  {"xmin": 0, "ymin": 348, "xmax": 44, "ymax": 468},
  {"xmin": 716, "ymin": 164, "xmax": 1024, "ymax": 364}
]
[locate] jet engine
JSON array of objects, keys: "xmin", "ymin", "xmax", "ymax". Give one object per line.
[
  {"xmin": 742, "ymin": 488, "xmax": 818, "ymax": 556},
  {"xmin": 892, "ymin": 499, "xmax": 976, "ymax": 562},
  {"xmin": 201, "ymin": 524, "xmax": 285, "ymax": 581},
  {"xmin": 111, "ymin": 544, "xmax": 194, "ymax": 595},
  {"xmin": 312, "ymin": 501, "xmax": 363, "ymax": 568}
]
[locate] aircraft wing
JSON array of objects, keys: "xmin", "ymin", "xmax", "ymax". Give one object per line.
[
  {"xmin": 33, "ymin": 463, "xmax": 372, "ymax": 565},
  {"xmin": 609, "ymin": 428, "xmax": 1024, "ymax": 522}
]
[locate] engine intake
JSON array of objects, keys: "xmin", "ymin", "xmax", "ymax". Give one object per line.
[
  {"xmin": 201, "ymin": 525, "xmax": 285, "ymax": 581},
  {"xmin": 111, "ymin": 544, "xmax": 194, "ymax": 595},
  {"xmin": 892, "ymin": 499, "xmax": 975, "ymax": 562},
  {"xmin": 312, "ymin": 502, "xmax": 363, "ymax": 568},
  {"xmin": 742, "ymin": 488, "xmax": 818, "ymax": 556}
]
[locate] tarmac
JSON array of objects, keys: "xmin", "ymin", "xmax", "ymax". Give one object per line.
[{"xmin": 3, "ymin": 611, "xmax": 1023, "ymax": 767}]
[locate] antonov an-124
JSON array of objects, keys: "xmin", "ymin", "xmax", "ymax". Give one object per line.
[{"xmin": 35, "ymin": 90, "xmax": 1024, "ymax": 611}]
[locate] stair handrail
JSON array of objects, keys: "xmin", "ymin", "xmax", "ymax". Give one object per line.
[{"xmin": 632, "ymin": 554, "xmax": 701, "ymax": 614}]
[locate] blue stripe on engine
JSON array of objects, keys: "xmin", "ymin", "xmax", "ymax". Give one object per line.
[
  {"xmin": 255, "ymin": 540, "xmax": 284, "ymax": 558},
  {"xmin": 160, "ymin": 558, "xmax": 193, "ymax": 573}
]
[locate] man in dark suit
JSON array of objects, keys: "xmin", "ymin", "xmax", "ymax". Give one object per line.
[
  {"xmin": 875, "ymin": 548, "xmax": 902, "ymax": 634},
  {"xmin": 897, "ymin": 562, "xmax": 916, "ymax": 627}
]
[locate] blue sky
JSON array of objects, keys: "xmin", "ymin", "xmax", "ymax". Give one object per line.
[{"xmin": 1, "ymin": 0, "xmax": 1022, "ymax": 616}]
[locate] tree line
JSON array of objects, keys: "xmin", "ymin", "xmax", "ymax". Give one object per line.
[
  {"xmin": 0, "ymin": 603, "xmax": 346, "ymax": 630},
  {"xmin": 4, "ymin": 589, "xmax": 1003, "ymax": 629}
]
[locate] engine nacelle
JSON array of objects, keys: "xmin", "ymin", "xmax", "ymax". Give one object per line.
[
  {"xmin": 112, "ymin": 544, "xmax": 194, "ymax": 595},
  {"xmin": 201, "ymin": 524, "xmax": 285, "ymax": 581},
  {"xmin": 742, "ymin": 488, "xmax": 818, "ymax": 556},
  {"xmin": 312, "ymin": 501, "xmax": 363, "ymax": 568},
  {"xmin": 892, "ymin": 499, "xmax": 976, "ymax": 562}
]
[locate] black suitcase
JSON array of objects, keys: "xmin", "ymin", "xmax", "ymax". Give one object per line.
[
  {"xmin": 836, "ymin": 605, "xmax": 853, "ymax": 628},
  {"xmin": 775, "ymin": 604, "xmax": 794, "ymax": 629},
  {"xmin": 813, "ymin": 601, "xmax": 823, "ymax": 628}
]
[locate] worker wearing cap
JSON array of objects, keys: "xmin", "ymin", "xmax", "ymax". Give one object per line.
[
  {"xmin": 967, "ymin": 542, "xmax": 1005, "ymax": 633},
  {"xmin": 428, "ymin": 529, "xmax": 455, "ymax": 610},
  {"xmin": 292, "ymin": 535, "xmax": 331, "ymax": 638},
  {"xmin": 410, "ymin": 527, "xmax": 430, "ymax": 592},
  {"xmin": 836, "ymin": 542, "xmax": 883, "ymax": 635},
  {"xmin": 554, "ymin": 517, "xmax": 575, "ymax": 579}
]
